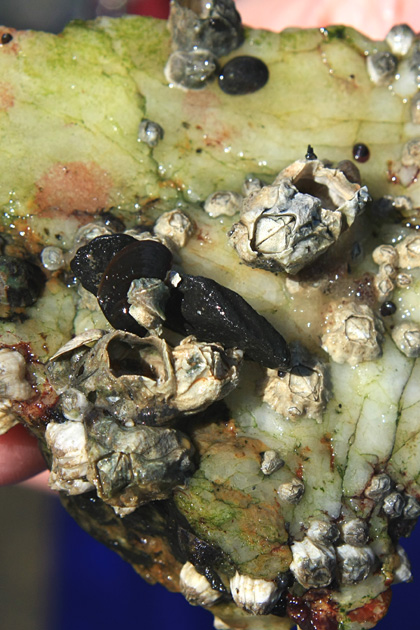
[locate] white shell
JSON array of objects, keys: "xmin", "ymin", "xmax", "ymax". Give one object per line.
[
  {"xmin": 306, "ymin": 519, "xmax": 339, "ymax": 544},
  {"xmin": 403, "ymin": 495, "xmax": 420, "ymax": 519},
  {"xmin": 204, "ymin": 191, "xmax": 243, "ymax": 218},
  {"xmin": 391, "ymin": 321, "xmax": 420, "ymax": 358},
  {"xmin": 341, "ymin": 518, "xmax": 369, "ymax": 547},
  {"xmin": 366, "ymin": 51, "xmax": 398, "ymax": 85},
  {"xmin": 382, "ymin": 491, "xmax": 405, "ymax": 518},
  {"xmin": 229, "ymin": 572, "xmax": 281, "ymax": 615},
  {"xmin": 137, "ymin": 119, "xmax": 164, "ymax": 147},
  {"xmin": 290, "ymin": 537, "xmax": 336, "ymax": 588},
  {"xmin": 180, "ymin": 562, "xmax": 221, "ymax": 607},
  {"xmin": 396, "ymin": 233, "xmax": 420, "ymax": 269},
  {"xmin": 0, "ymin": 348, "xmax": 33, "ymax": 401},
  {"xmin": 41, "ymin": 246, "xmax": 65, "ymax": 271},
  {"xmin": 336, "ymin": 544, "xmax": 375, "ymax": 584},
  {"xmin": 153, "ymin": 209, "xmax": 194, "ymax": 249},
  {"xmin": 46, "ymin": 421, "xmax": 94, "ymax": 495},
  {"xmin": 386, "ymin": 24, "xmax": 415, "ymax": 56},
  {"xmin": 364, "ymin": 473, "xmax": 391, "ymax": 501},
  {"xmin": 260, "ymin": 450, "xmax": 284, "ymax": 475},
  {"xmin": 277, "ymin": 478, "xmax": 305, "ymax": 504}
]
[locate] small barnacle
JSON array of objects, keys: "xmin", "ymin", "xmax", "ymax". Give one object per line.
[
  {"xmin": 229, "ymin": 572, "xmax": 281, "ymax": 615},
  {"xmin": 394, "ymin": 545, "xmax": 412, "ymax": 583},
  {"xmin": 46, "ymin": 421, "xmax": 94, "ymax": 495},
  {"xmin": 127, "ymin": 277, "xmax": 169, "ymax": 336},
  {"xmin": 277, "ymin": 478, "xmax": 305, "ymax": 504},
  {"xmin": 171, "ymin": 336, "xmax": 242, "ymax": 414},
  {"xmin": 290, "ymin": 537, "xmax": 336, "ymax": 589},
  {"xmin": 321, "ymin": 300, "xmax": 384, "ymax": 366},
  {"xmin": 403, "ymin": 495, "xmax": 420, "ymax": 519},
  {"xmin": 169, "ymin": 0, "xmax": 243, "ymax": 58},
  {"xmin": 262, "ymin": 343, "xmax": 329, "ymax": 421},
  {"xmin": 228, "ymin": 158, "xmax": 369, "ymax": 274},
  {"xmin": 60, "ymin": 388, "xmax": 90, "ymax": 422},
  {"xmin": 260, "ymin": 450, "xmax": 284, "ymax": 475},
  {"xmin": 364, "ymin": 473, "xmax": 392, "ymax": 501},
  {"xmin": 164, "ymin": 49, "xmax": 218, "ymax": 91},
  {"xmin": 41, "ymin": 246, "xmax": 65, "ymax": 271},
  {"xmin": 336, "ymin": 544, "xmax": 375, "ymax": 584},
  {"xmin": 391, "ymin": 321, "xmax": 420, "ymax": 358},
  {"xmin": 204, "ymin": 190, "xmax": 243, "ymax": 217},
  {"xmin": 372, "ymin": 243, "xmax": 399, "ymax": 267},
  {"xmin": 242, "ymin": 174, "xmax": 264, "ymax": 196},
  {"xmin": 341, "ymin": 518, "xmax": 369, "ymax": 547},
  {"xmin": 383, "ymin": 491, "xmax": 405, "ymax": 518},
  {"xmin": 137, "ymin": 119, "xmax": 164, "ymax": 147},
  {"xmin": 180, "ymin": 562, "xmax": 222, "ymax": 607},
  {"xmin": 385, "ymin": 24, "xmax": 415, "ymax": 56},
  {"xmin": 396, "ymin": 272, "xmax": 412, "ymax": 287},
  {"xmin": 0, "ymin": 348, "xmax": 33, "ymax": 401},
  {"xmin": 153, "ymin": 209, "xmax": 194, "ymax": 249},
  {"xmin": 306, "ymin": 519, "xmax": 339, "ymax": 544},
  {"xmin": 395, "ymin": 233, "xmax": 420, "ymax": 269},
  {"xmin": 366, "ymin": 51, "xmax": 398, "ymax": 85}
]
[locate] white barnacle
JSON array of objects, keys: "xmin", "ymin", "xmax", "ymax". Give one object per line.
[
  {"xmin": 127, "ymin": 277, "xmax": 170, "ymax": 335},
  {"xmin": 137, "ymin": 119, "xmax": 164, "ymax": 147},
  {"xmin": 290, "ymin": 537, "xmax": 336, "ymax": 589},
  {"xmin": 391, "ymin": 321, "xmax": 420, "ymax": 358},
  {"xmin": 229, "ymin": 572, "xmax": 281, "ymax": 615},
  {"xmin": 372, "ymin": 243, "xmax": 399, "ymax": 267},
  {"xmin": 341, "ymin": 518, "xmax": 369, "ymax": 547},
  {"xmin": 164, "ymin": 49, "xmax": 218, "ymax": 91},
  {"xmin": 277, "ymin": 478, "xmax": 305, "ymax": 504},
  {"xmin": 403, "ymin": 496, "xmax": 420, "ymax": 519},
  {"xmin": 262, "ymin": 343, "xmax": 329, "ymax": 421},
  {"xmin": 321, "ymin": 300, "xmax": 384, "ymax": 366},
  {"xmin": 395, "ymin": 233, "xmax": 420, "ymax": 269},
  {"xmin": 336, "ymin": 544, "xmax": 375, "ymax": 584},
  {"xmin": 0, "ymin": 348, "xmax": 33, "ymax": 401},
  {"xmin": 172, "ymin": 336, "xmax": 242, "ymax": 414},
  {"xmin": 366, "ymin": 51, "xmax": 398, "ymax": 85},
  {"xmin": 180, "ymin": 562, "xmax": 221, "ymax": 607},
  {"xmin": 46, "ymin": 421, "xmax": 94, "ymax": 495},
  {"xmin": 386, "ymin": 24, "xmax": 415, "ymax": 56},
  {"xmin": 41, "ymin": 246, "xmax": 65, "ymax": 271},
  {"xmin": 364, "ymin": 473, "xmax": 392, "ymax": 501},
  {"xmin": 153, "ymin": 209, "xmax": 194, "ymax": 249},
  {"xmin": 383, "ymin": 491, "xmax": 405, "ymax": 518},
  {"xmin": 260, "ymin": 450, "xmax": 284, "ymax": 475},
  {"xmin": 306, "ymin": 519, "xmax": 339, "ymax": 545},
  {"xmin": 204, "ymin": 190, "xmax": 243, "ymax": 218},
  {"xmin": 394, "ymin": 545, "xmax": 412, "ymax": 583},
  {"xmin": 60, "ymin": 388, "xmax": 90, "ymax": 422},
  {"xmin": 228, "ymin": 158, "xmax": 369, "ymax": 274}
]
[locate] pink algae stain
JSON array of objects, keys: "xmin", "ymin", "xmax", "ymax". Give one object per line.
[
  {"xmin": 35, "ymin": 162, "xmax": 112, "ymax": 216},
  {"xmin": 0, "ymin": 82, "xmax": 14, "ymax": 110}
]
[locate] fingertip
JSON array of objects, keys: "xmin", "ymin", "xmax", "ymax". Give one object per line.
[{"xmin": 0, "ymin": 424, "xmax": 47, "ymax": 486}]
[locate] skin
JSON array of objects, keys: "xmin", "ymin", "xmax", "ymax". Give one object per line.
[{"xmin": 1, "ymin": 0, "xmax": 419, "ymax": 487}]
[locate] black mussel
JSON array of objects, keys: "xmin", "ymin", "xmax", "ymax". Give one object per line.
[
  {"xmin": 97, "ymin": 240, "xmax": 173, "ymax": 336},
  {"xmin": 178, "ymin": 527, "xmax": 228, "ymax": 594},
  {"xmin": 166, "ymin": 272, "xmax": 290, "ymax": 369},
  {"xmin": 0, "ymin": 255, "xmax": 45, "ymax": 318},
  {"xmin": 70, "ymin": 233, "xmax": 136, "ymax": 295},
  {"xmin": 352, "ymin": 143, "xmax": 370, "ymax": 163},
  {"xmin": 218, "ymin": 56, "xmax": 269, "ymax": 95}
]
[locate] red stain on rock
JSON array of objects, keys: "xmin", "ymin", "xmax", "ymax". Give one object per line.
[
  {"xmin": 347, "ymin": 589, "xmax": 392, "ymax": 624},
  {"xmin": 0, "ymin": 82, "xmax": 14, "ymax": 110},
  {"xmin": 35, "ymin": 161, "xmax": 112, "ymax": 216}
]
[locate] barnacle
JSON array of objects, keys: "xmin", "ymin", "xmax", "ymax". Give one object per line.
[{"xmin": 3, "ymin": 8, "xmax": 420, "ymax": 630}]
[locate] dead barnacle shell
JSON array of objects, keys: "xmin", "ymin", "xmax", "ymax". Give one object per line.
[
  {"xmin": 391, "ymin": 321, "xmax": 420, "ymax": 357},
  {"xmin": 169, "ymin": 0, "xmax": 243, "ymax": 58},
  {"xmin": 394, "ymin": 545, "xmax": 412, "ymax": 583},
  {"xmin": 395, "ymin": 233, "xmax": 420, "ymax": 269},
  {"xmin": 364, "ymin": 473, "xmax": 392, "ymax": 501},
  {"xmin": 366, "ymin": 51, "xmax": 398, "ymax": 85},
  {"xmin": 382, "ymin": 491, "xmax": 405, "ymax": 518},
  {"xmin": 336, "ymin": 544, "xmax": 375, "ymax": 584},
  {"xmin": 127, "ymin": 278, "xmax": 170, "ymax": 336},
  {"xmin": 0, "ymin": 347, "xmax": 33, "ymax": 401},
  {"xmin": 290, "ymin": 537, "xmax": 336, "ymax": 589},
  {"xmin": 153, "ymin": 209, "xmax": 194, "ymax": 249},
  {"xmin": 277, "ymin": 478, "xmax": 305, "ymax": 504},
  {"xmin": 321, "ymin": 300, "xmax": 384, "ymax": 366},
  {"xmin": 228, "ymin": 158, "xmax": 369, "ymax": 274},
  {"xmin": 341, "ymin": 518, "xmax": 369, "ymax": 547},
  {"xmin": 204, "ymin": 191, "xmax": 243, "ymax": 218},
  {"xmin": 385, "ymin": 24, "xmax": 415, "ymax": 56},
  {"xmin": 306, "ymin": 519, "xmax": 339, "ymax": 544},
  {"xmin": 41, "ymin": 246, "xmax": 65, "ymax": 271},
  {"xmin": 260, "ymin": 450, "xmax": 284, "ymax": 475},
  {"xmin": 164, "ymin": 49, "xmax": 218, "ymax": 91},
  {"xmin": 180, "ymin": 562, "xmax": 222, "ymax": 607},
  {"xmin": 84, "ymin": 411, "xmax": 194, "ymax": 510},
  {"xmin": 137, "ymin": 119, "xmax": 164, "ymax": 147},
  {"xmin": 171, "ymin": 336, "xmax": 242, "ymax": 413},
  {"xmin": 46, "ymin": 421, "xmax": 95, "ymax": 495},
  {"xmin": 262, "ymin": 343, "xmax": 329, "ymax": 421},
  {"xmin": 403, "ymin": 496, "xmax": 420, "ymax": 519},
  {"xmin": 229, "ymin": 572, "xmax": 281, "ymax": 615}
]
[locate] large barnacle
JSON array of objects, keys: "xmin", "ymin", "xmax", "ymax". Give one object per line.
[{"xmin": 229, "ymin": 157, "xmax": 369, "ymax": 274}]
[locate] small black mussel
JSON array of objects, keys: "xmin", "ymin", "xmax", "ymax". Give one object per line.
[
  {"xmin": 0, "ymin": 255, "xmax": 45, "ymax": 319},
  {"xmin": 218, "ymin": 55, "xmax": 269, "ymax": 95},
  {"xmin": 352, "ymin": 143, "xmax": 370, "ymax": 163}
]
